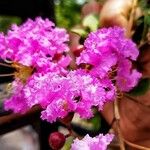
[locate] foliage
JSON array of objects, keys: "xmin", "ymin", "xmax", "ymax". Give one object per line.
[
  {"xmin": 71, "ymin": 13, "xmax": 99, "ymax": 40},
  {"xmin": 134, "ymin": 0, "xmax": 150, "ymax": 43},
  {"xmin": 0, "ymin": 16, "xmax": 21, "ymax": 32},
  {"xmin": 82, "ymin": 14, "xmax": 99, "ymax": 31},
  {"xmin": 55, "ymin": 0, "xmax": 83, "ymax": 29}
]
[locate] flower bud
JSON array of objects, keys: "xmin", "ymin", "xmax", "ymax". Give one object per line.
[{"xmin": 49, "ymin": 132, "xmax": 65, "ymax": 150}]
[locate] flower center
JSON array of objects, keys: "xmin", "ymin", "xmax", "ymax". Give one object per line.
[{"xmin": 12, "ymin": 62, "xmax": 34, "ymax": 83}]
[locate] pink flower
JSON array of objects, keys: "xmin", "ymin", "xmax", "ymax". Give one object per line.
[
  {"xmin": 0, "ymin": 17, "xmax": 70, "ymax": 72},
  {"xmin": 78, "ymin": 26, "xmax": 139, "ymax": 66},
  {"xmin": 4, "ymin": 80, "xmax": 29, "ymax": 114},
  {"xmin": 116, "ymin": 58, "xmax": 142, "ymax": 91},
  {"xmin": 71, "ymin": 134, "xmax": 114, "ymax": 150},
  {"xmin": 77, "ymin": 27, "xmax": 141, "ymax": 91},
  {"xmin": 0, "ymin": 33, "xmax": 6, "ymax": 57},
  {"xmin": 41, "ymin": 98, "xmax": 76, "ymax": 123},
  {"xmin": 23, "ymin": 70, "xmax": 116, "ymax": 122},
  {"xmin": 4, "ymin": 95, "xmax": 29, "ymax": 114},
  {"xmin": 24, "ymin": 72, "xmax": 65, "ymax": 108}
]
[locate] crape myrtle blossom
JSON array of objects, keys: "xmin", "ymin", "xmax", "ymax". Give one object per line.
[
  {"xmin": 3, "ymin": 27, "xmax": 141, "ymax": 120},
  {"xmin": 0, "ymin": 33, "xmax": 5, "ymax": 53},
  {"xmin": 3, "ymin": 17, "xmax": 71, "ymax": 113},
  {"xmin": 3, "ymin": 26, "xmax": 141, "ymax": 123},
  {"xmin": 24, "ymin": 70, "xmax": 116, "ymax": 123},
  {"xmin": 3, "ymin": 25, "xmax": 142, "ymax": 149},
  {"xmin": 4, "ymin": 80, "xmax": 29, "ymax": 114},
  {"xmin": 71, "ymin": 134, "xmax": 114, "ymax": 150},
  {"xmin": 0, "ymin": 17, "xmax": 71, "ymax": 72},
  {"xmin": 4, "ymin": 70, "xmax": 115, "ymax": 122},
  {"xmin": 116, "ymin": 57, "xmax": 141, "ymax": 91},
  {"xmin": 33, "ymin": 55, "xmax": 71, "ymax": 74},
  {"xmin": 77, "ymin": 27, "xmax": 141, "ymax": 91}
]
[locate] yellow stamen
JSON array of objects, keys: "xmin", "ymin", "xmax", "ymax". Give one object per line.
[{"xmin": 12, "ymin": 62, "xmax": 34, "ymax": 83}]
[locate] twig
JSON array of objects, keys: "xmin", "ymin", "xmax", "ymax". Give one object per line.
[
  {"xmin": 0, "ymin": 62, "xmax": 13, "ymax": 68},
  {"xmin": 127, "ymin": 0, "xmax": 138, "ymax": 37},
  {"xmin": 114, "ymin": 99, "xmax": 126, "ymax": 150},
  {"xmin": 124, "ymin": 138, "xmax": 150, "ymax": 150},
  {"xmin": 0, "ymin": 73, "xmax": 15, "ymax": 77}
]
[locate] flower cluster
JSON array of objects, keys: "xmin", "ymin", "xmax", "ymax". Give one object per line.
[
  {"xmin": 37, "ymin": 70, "xmax": 115, "ymax": 122},
  {"xmin": 2, "ymin": 17, "xmax": 71, "ymax": 116},
  {"xmin": 77, "ymin": 27, "xmax": 141, "ymax": 91},
  {"xmin": 71, "ymin": 134, "xmax": 114, "ymax": 150},
  {"xmin": 5, "ymin": 70, "xmax": 115, "ymax": 122},
  {"xmin": 3, "ymin": 25, "xmax": 141, "ymax": 121},
  {"xmin": 0, "ymin": 17, "xmax": 71, "ymax": 73},
  {"xmin": 1, "ymin": 20, "xmax": 142, "ymax": 150}
]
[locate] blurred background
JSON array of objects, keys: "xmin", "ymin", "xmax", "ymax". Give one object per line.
[{"xmin": 0, "ymin": 0, "xmax": 149, "ymax": 150}]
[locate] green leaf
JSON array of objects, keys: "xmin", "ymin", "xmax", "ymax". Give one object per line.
[
  {"xmin": 139, "ymin": 0, "xmax": 148, "ymax": 10},
  {"xmin": 144, "ymin": 11, "xmax": 150, "ymax": 26},
  {"xmin": 82, "ymin": 14, "xmax": 99, "ymax": 31},
  {"xmin": 0, "ymin": 16, "xmax": 21, "ymax": 32},
  {"xmin": 71, "ymin": 28, "xmax": 88, "ymax": 37},
  {"xmin": 90, "ymin": 114, "xmax": 101, "ymax": 131},
  {"xmin": 55, "ymin": 0, "xmax": 82, "ymax": 29},
  {"xmin": 62, "ymin": 137, "xmax": 74, "ymax": 150},
  {"xmin": 128, "ymin": 78, "xmax": 150, "ymax": 96}
]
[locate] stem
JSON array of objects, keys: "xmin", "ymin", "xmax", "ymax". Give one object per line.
[
  {"xmin": 124, "ymin": 139, "xmax": 150, "ymax": 150},
  {"xmin": 114, "ymin": 99, "xmax": 125, "ymax": 150},
  {"xmin": 0, "ymin": 73, "xmax": 15, "ymax": 77},
  {"xmin": 4, "ymin": 59, "xmax": 13, "ymax": 64},
  {"xmin": 127, "ymin": 0, "xmax": 138, "ymax": 37},
  {"xmin": 0, "ymin": 62, "xmax": 13, "ymax": 68},
  {"xmin": 139, "ymin": 15, "xmax": 149, "ymax": 47},
  {"xmin": 65, "ymin": 132, "xmax": 72, "ymax": 138},
  {"xmin": 65, "ymin": 125, "xmax": 77, "ymax": 138},
  {"xmin": 114, "ymin": 99, "xmax": 120, "ymax": 120}
]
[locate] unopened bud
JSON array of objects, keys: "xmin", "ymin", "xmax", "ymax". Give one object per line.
[{"xmin": 49, "ymin": 132, "xmax": 65, "ymax": 150}]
